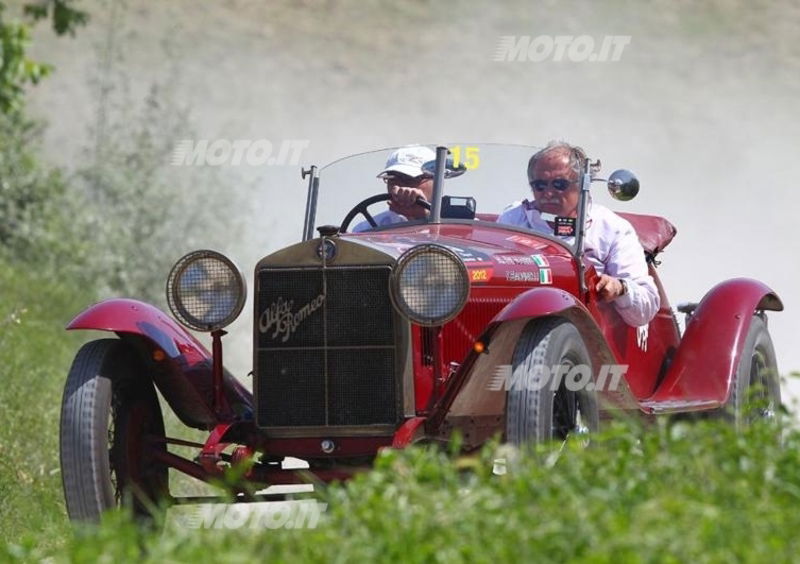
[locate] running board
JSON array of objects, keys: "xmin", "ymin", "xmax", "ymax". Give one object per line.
[
  {"xmin": 639, "ymin": 399, "xmax": 720, "ymax": 415},
  {"xmin": 172, "ymin": 492, "xmax": 315, "ymax": 505}
]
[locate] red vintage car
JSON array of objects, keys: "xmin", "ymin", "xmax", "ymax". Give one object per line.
[{"xmin": 59, "ymin": 143, "xmax": 782, "ymax": 522}]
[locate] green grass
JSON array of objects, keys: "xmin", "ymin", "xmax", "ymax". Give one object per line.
[
  {"xmin": 0, "ymin": 256, "xmax": 96, "ymax": 553},
  {"xmin": 3, "ymin": 256, "xmax": 800, "ymax": 562}
]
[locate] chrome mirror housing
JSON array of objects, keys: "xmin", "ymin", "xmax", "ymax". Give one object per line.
[{"xmin": 607, "ymin": 169, "xmax": 639, "ymax": 201}]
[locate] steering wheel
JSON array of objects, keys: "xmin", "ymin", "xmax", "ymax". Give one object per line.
[{"xmin": 340, "ymin": 193, "xmax": 431, "ymax": 233}]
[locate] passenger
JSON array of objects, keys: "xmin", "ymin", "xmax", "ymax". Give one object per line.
[{"xmin": 497, "ymin": 141, "xmax": 660, "ymax": 327}]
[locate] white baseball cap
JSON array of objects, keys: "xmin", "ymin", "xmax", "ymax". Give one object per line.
[{"xmin": 377, "ymin": 145, "xmax": 436, "ymax": 178}]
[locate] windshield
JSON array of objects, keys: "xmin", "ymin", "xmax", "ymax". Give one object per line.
[{"xmin": 310, "ymin": 143, "xmax": 540, "ymax": 233}]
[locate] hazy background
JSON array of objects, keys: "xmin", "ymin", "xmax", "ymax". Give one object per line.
[{"xmin": 24, "ymin": 0, "xmax": 800, "ymax": 396}]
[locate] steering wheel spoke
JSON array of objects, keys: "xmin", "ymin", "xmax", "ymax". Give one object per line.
[{"xmin": 361, "ymin": 207, "xmax": 378, "ymax": 227}]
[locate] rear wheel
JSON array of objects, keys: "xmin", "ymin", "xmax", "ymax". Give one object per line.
[
  {"xmin": 60, "ymin": 339, "xmax": 169, "ymax": 523},
  {"xmin": 724, "ymin": 314, "xmax": 781, "ymax": 426},
  {"xmin": 506, "ymin": 318, "xmax": 599, "ymax": 446}
]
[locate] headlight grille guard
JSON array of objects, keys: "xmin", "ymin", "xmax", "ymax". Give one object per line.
[
  {"xmin": 166, "ymin": 249, "xmax": 247, "ymax": 332},
  {"xmin": 389, "ymin": 244, "xmax": 470, "ymax": 327}
]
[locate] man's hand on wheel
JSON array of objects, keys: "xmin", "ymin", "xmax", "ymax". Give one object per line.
[{"xmin": 388, "ymin": 186, "xmax": 428, "ymax": 219}]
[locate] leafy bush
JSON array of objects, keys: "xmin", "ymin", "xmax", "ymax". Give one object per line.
[
  {"xmin": 1, "ymin": 85, "xmax": 241, "ymax": 304},
  {"xmin": 0, "ymin": 112, "xmax": 95, "ymax": 285},
  {"xmin": 72, "ymin": 83, "xmax": 241, "ymax": 304},
  {"xmin": 4, "ymin": 417, "xmax": 800, "ymax": 562},
  {"xmin": 2, "ymin": 0, "xmax": 237, "ymax": 304},
  {"xmin": 0, "ymin": 1, "xmax": 96, "ymax": 286}
]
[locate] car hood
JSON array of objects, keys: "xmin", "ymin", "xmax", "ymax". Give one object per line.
[{"xmin": 343, "ymin": 221, "xmax": 575, "ymax": 264}]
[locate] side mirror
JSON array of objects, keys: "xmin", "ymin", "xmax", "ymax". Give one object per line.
[
  {"xmin": 422, "ymin": 157, "xmax": 467, "ymax": 179},
  {"xmin": 607, "ymin": 169, "xmax": 639, "ymax": 201}
]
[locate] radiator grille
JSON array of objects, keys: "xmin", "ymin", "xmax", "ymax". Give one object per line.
[{"xmin": 255, "ymin": 265, "xmax": 398, "ymax": 428}]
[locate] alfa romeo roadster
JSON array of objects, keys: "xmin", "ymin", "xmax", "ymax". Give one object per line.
[{"xmin": 59, "ymin": 143, "xmax": 782, "ymax": 522}]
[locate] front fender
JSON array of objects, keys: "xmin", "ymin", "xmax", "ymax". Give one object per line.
[
  {"xmin": 68, "ymin": 298, "xmax": 206, "ymax": 359},
  {"xmin": 493, "ymin": 287, "xmax": 625, "ymax": 379},
  {"xmin": 427, "ymin": 287, "xmax": 638, "ymax": 439},
  {"xmin": 642, "ymin": 278, "xmax": 782, "ymax": 412},
  {"xmin": 68, "ymin": 298, "xmax": 252, "ymax": 429}
]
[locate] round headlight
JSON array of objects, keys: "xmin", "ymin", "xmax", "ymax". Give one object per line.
[
  {"xmin": 390, "ymin": 244, "xmax": 469, "ymax": 326},
  {"xmin": 166, "ymin": 250, "xmax": 246, "ymax": 332}
]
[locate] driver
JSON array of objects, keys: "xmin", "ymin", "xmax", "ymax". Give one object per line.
[
  {"xmin": 352, "ymin": 145, "xmax": 436, "ymax": 233},
  {"xmin": 496, "ymin": 141, "xmax": 660, "ymax": 328}
]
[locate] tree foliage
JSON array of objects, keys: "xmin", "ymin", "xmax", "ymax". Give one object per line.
[
  {"xmin": 73, "ymin": 82, "xmax": 241, "ymax": 303},
  {"xmin": 0, "ymin": 1, "xmax": 90, "ymax": 284},
  {"xmin": 0, "ymin": 0, "xmax": 88, "ymax": 114},
  {"xmin": 1, "ymin": 0, "xmax": 241, "ymax": 304}
]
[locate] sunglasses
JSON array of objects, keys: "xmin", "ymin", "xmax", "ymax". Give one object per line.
[
  {"xmin": 529, "ymin": 178, "xmax": 575, "ymax": 192},
  {"xmin": 383, "ymin": 174, "xmax": 428, "ymax": 187}
]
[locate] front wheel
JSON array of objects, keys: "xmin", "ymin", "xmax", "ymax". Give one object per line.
[
  {"xmin": 505, "ymin": 318, "xmax": 599, "ymax": 446},
  {"xmin": 60, "ymin": 339, "xmax": 169, "ymax": 523}
]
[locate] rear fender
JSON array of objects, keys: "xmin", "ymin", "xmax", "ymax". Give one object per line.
[
  {"xmin": 67, "ymin": 298, "xmax": 253, "ymax": 429},
  {"xmin": 428, "ymin": 288, "xmax": 638, "ymax": 438},
  {"xmin": 642, "ymin": 278, "xmax": 782, "ymax": 412}
]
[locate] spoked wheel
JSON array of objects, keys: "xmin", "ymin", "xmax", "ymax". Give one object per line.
[
  {"xmin": 552, "ymin": 360, "xmax": 594, "ymax": 446},
  {"xmin": 722, "ymin": 314, "xmax": 781, "ymax": 427},
  {"xmin": 60, "ymin": 339, "xmax": 169, "ymax": 523},
  {"xmin": 506, "ymin": 318, "xmax": 599, "ymax": 447}
]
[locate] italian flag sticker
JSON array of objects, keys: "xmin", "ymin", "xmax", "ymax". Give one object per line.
[
  {"xmin": 539, "ymin": 268, "xmax": 553, "ymax": 284},
  {"xmin": 531, "ymin": 254, "xmax": 549, "ymax": 267}
]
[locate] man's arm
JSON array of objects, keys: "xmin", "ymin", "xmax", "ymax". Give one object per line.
[{"xmin": 603, "ymin": 222, "xmax": 661, "ymax": 327}]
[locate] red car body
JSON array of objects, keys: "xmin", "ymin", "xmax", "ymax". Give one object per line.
[
  {"xmin": 66, "ymin": 215, "xmax": 781, "ymax": 485},
  {"xmin": 60, "ymin": 144, "xmax": 783, "ymax": 519}
]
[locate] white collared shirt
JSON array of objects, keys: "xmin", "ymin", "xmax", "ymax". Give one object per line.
[{"xmin": 497, "ymin": 200, "xmax": 660, "ymax": 327}]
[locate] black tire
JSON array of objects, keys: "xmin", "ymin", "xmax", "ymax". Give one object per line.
[
  {"xmin": 506, "ymin": 318, "xmax": 599, "ymax": 445},
  {"xmin": 60, "ymin": 339, "xmax": 169, "ymax": 523},
  {"xmin": 723, "ymin": 314, "xmax": 781, "ymax": 426}
]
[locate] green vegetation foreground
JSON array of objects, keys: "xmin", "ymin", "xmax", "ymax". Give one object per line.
[{"xmin": 1, "ymin": 257, "xmax": 799, "ymax": 563}]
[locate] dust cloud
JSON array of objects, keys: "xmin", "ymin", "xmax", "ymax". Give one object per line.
[{"xmin": 27, "ymin": 1, "xmax": 800, "ymax": 399}]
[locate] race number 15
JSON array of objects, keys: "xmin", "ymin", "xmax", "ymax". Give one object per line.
[{"xmin": 450, "ymin": 146, "xmax": 480, "ymax": 170}]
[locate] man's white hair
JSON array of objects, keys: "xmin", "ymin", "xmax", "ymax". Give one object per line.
[{"xmin": 527, "ymin": 141, "xmax": 600, "ymax": 178}]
